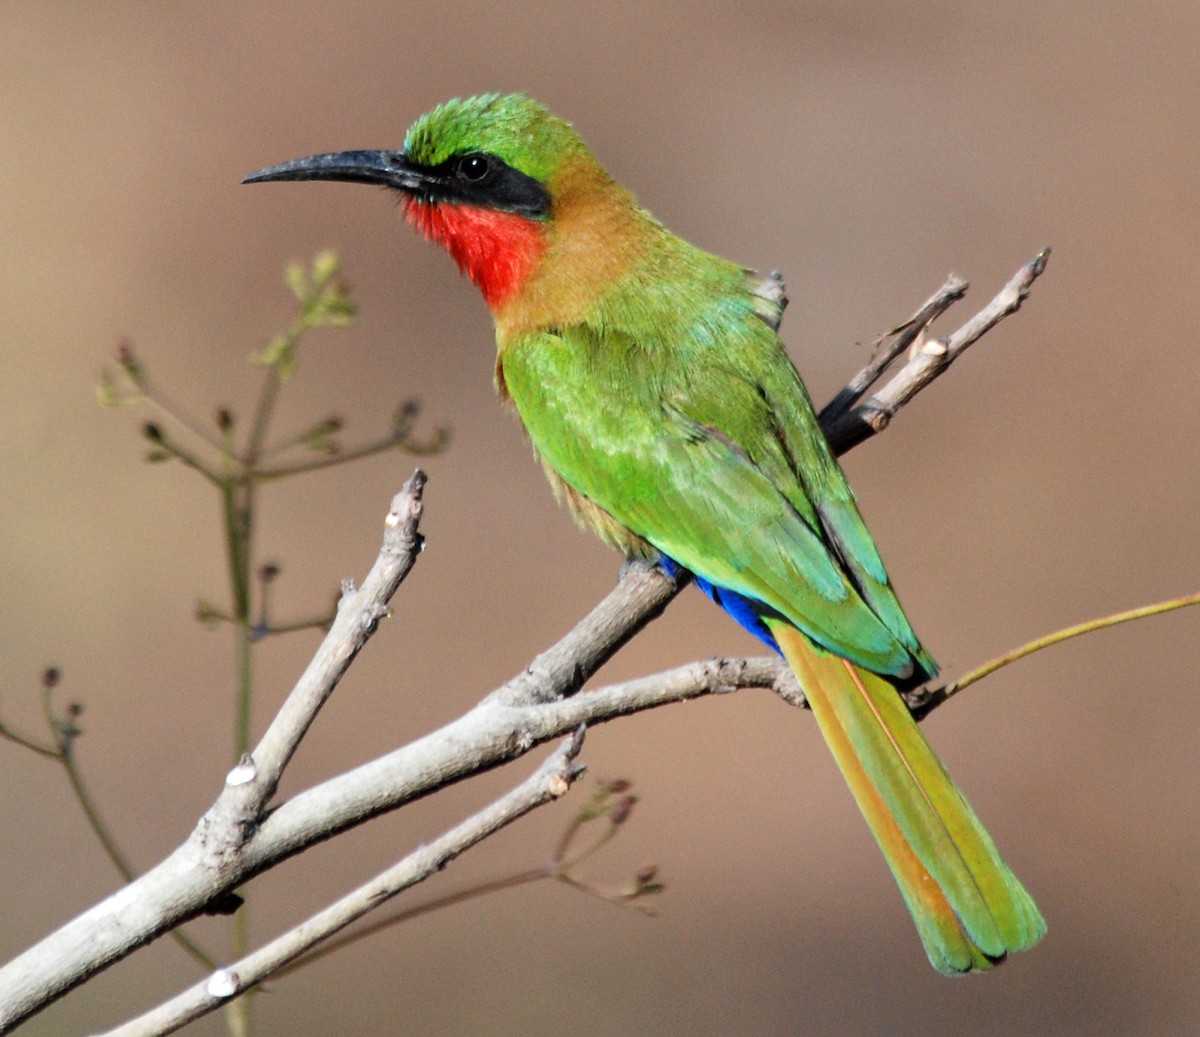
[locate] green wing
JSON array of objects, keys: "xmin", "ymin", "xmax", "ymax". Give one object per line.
[{"xmin": 499, "ymin": 322, "xmax": 934, "ymax": 680}]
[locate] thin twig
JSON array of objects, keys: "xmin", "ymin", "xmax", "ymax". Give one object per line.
[
  {"xmin": 254, "ymin": 613, "xmax": 337, "ymax": 638},
  {"xmin": 255, "ymin": 427, "xmax": 450, "ymax": 480},
  {"xmin": 220, "ymin": 470, "xmax": 428, "ymax": 824},
  {"xmin": 819, "ymin": 274, "xmax": 969, "ymax": 424},
  {"xmin": 489, "ymin": 558, "xmax": 690, "ymax": 709},
  {"xmin": 0, "ymin": 723, "xmax": 56, "ymax": 758},
  {"xmin": 908, "ymin": 589, "xmax": 1200, "ymax": 718},
  {"xmin": 124, "ymin": 378, "xmax": 229, "ymax": 457},
  {"xmin": 142, "ymin": 428, "xmax": 225, "ymax": 487},
  {"xmin": 283, "ymin": 782, "xmax": 651, "ymax": 975},
  {"xmin": 275, "ymin": 866, "xmax": 551, "ymax": 978},
  {"xmin": 823, "ymin": 248, "xmax": 1050, "ymax": 454}
]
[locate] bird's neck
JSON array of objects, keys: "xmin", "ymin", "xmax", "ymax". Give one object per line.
[{"xmin": 496, "ymin": 157, "xmax": 658, "ymax": 338}]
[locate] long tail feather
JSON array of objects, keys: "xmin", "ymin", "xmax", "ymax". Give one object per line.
[{"xmin": 770, "ymin": 622, "xmax": 1045, "ymax": 974}]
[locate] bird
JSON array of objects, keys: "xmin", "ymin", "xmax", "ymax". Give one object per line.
[{"xmin": 245, "ymin": 93, "xmax": 1045, "ymax": 974}]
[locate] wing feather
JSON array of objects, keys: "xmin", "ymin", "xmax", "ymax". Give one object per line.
[{"xmin": 498, "ymin": 323, "xmax": 930, "ymax": 678}]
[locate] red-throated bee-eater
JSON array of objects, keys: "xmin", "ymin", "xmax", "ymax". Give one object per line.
[{"xmin": 246, "ymin": 93, "xmax": 1045, "ymax": 974}]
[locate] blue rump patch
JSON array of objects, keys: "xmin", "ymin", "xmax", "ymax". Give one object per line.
[{"xmin": 658, "ymin": 555, "xmax": 780, "ymax": 653}]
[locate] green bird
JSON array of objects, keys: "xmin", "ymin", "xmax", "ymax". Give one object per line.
[{"xmin": 245, "ymin": 93, "xmax": 1045, "ymax": 974}]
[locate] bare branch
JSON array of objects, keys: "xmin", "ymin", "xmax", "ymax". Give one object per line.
[
  {"xmin": 92, "ymin": 731, "xmax": 586, "ymax": 1037},
  {"xmin": 819, "ymin": 274, "xmax": 969, "ymax": 425},
  {"xmin": 201, "ymin": 470, "xmax": 428, "ymax": 867},
  {"xmin": 489, "ymin": 558, "xmax": 689, "ymax": 708},
  {"xmin": 239, "ymin": 470, "xmax": 426, "ymax": 806},
  {"xmin": 823, "ymin": 248, "xmax": 1050, "ymax": 453},
  {"xmin": 0, "ymin": 477, "xmax": 429, "ymax": 1033}
]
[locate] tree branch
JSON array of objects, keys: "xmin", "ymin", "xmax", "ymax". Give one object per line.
[
  {"xmin": 236, "ymin": 471, "xmax": 426, "ymax": 810},
  {"xmin": 91, "ymin": 730, "xmax": 586, "ymax": 1037},
  {"xmin": 818, "ymin": 274, "xmax": 969, "ymax": 426},
  {"xmin": 822, "ymin": 248, "xmax": 1050, "ymax": 453},
  {"xmin": 0, "ymin": 474, "xmax": 428, "ymax": 1033}
]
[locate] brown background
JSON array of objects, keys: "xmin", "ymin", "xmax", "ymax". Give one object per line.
[{"xmin": 3, "ymin": 2, "xmax": 1198, "ymax": 1034}]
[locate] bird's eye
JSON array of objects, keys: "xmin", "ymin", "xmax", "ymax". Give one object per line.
[{"xmin": 456, "ymin": 155, "xmax": 490, "ymax": 182}]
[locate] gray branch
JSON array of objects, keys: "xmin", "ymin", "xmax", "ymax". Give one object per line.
[
  {"xmin": 0, "ymin": 252, "xmax": 1049, "ymax": 1035},
  {"xmin": 91, "ymin": 731, "xmax": 586, "ymax": 1037},
  {"xmin": 821, "ymin": 248, "xmax": 1050, "ymax": 453}
]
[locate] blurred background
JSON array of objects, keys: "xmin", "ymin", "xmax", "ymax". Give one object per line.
[{"xmin": 2, "ymin": 2, "xmax": 1197, "ymax": 1034}]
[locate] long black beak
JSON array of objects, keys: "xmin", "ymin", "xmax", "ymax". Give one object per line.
[{"xmin": 243, "ymin": 150, "xmax": 425, "ymax": 191}]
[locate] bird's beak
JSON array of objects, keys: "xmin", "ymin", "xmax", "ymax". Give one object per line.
[{"xmin": 243, "ymin": 150, "xmax": 427, "ymax": 192}]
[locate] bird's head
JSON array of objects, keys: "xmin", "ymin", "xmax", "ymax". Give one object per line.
[{"xmin": 245, "ymin": 94, "xmax": 604, "ymax": 312}]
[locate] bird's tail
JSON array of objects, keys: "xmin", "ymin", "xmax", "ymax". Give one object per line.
[{"xmin": 769, "ymin": 622, "xmax": 1046, "ymax": 974}]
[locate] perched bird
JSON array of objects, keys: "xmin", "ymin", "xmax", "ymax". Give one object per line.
[{"xmin": 245, "ymin": 93, "xmax": 1045, "ymax": 974}]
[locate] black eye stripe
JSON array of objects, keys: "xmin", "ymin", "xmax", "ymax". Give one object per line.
[{"xmin": 414, "ymin": 152, "xmax": 551, "ymax": 218}]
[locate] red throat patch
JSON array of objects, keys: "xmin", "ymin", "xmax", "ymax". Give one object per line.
[{"xmin": 401, "ymin": 198, "xmax": 548, "ymax": 311}]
